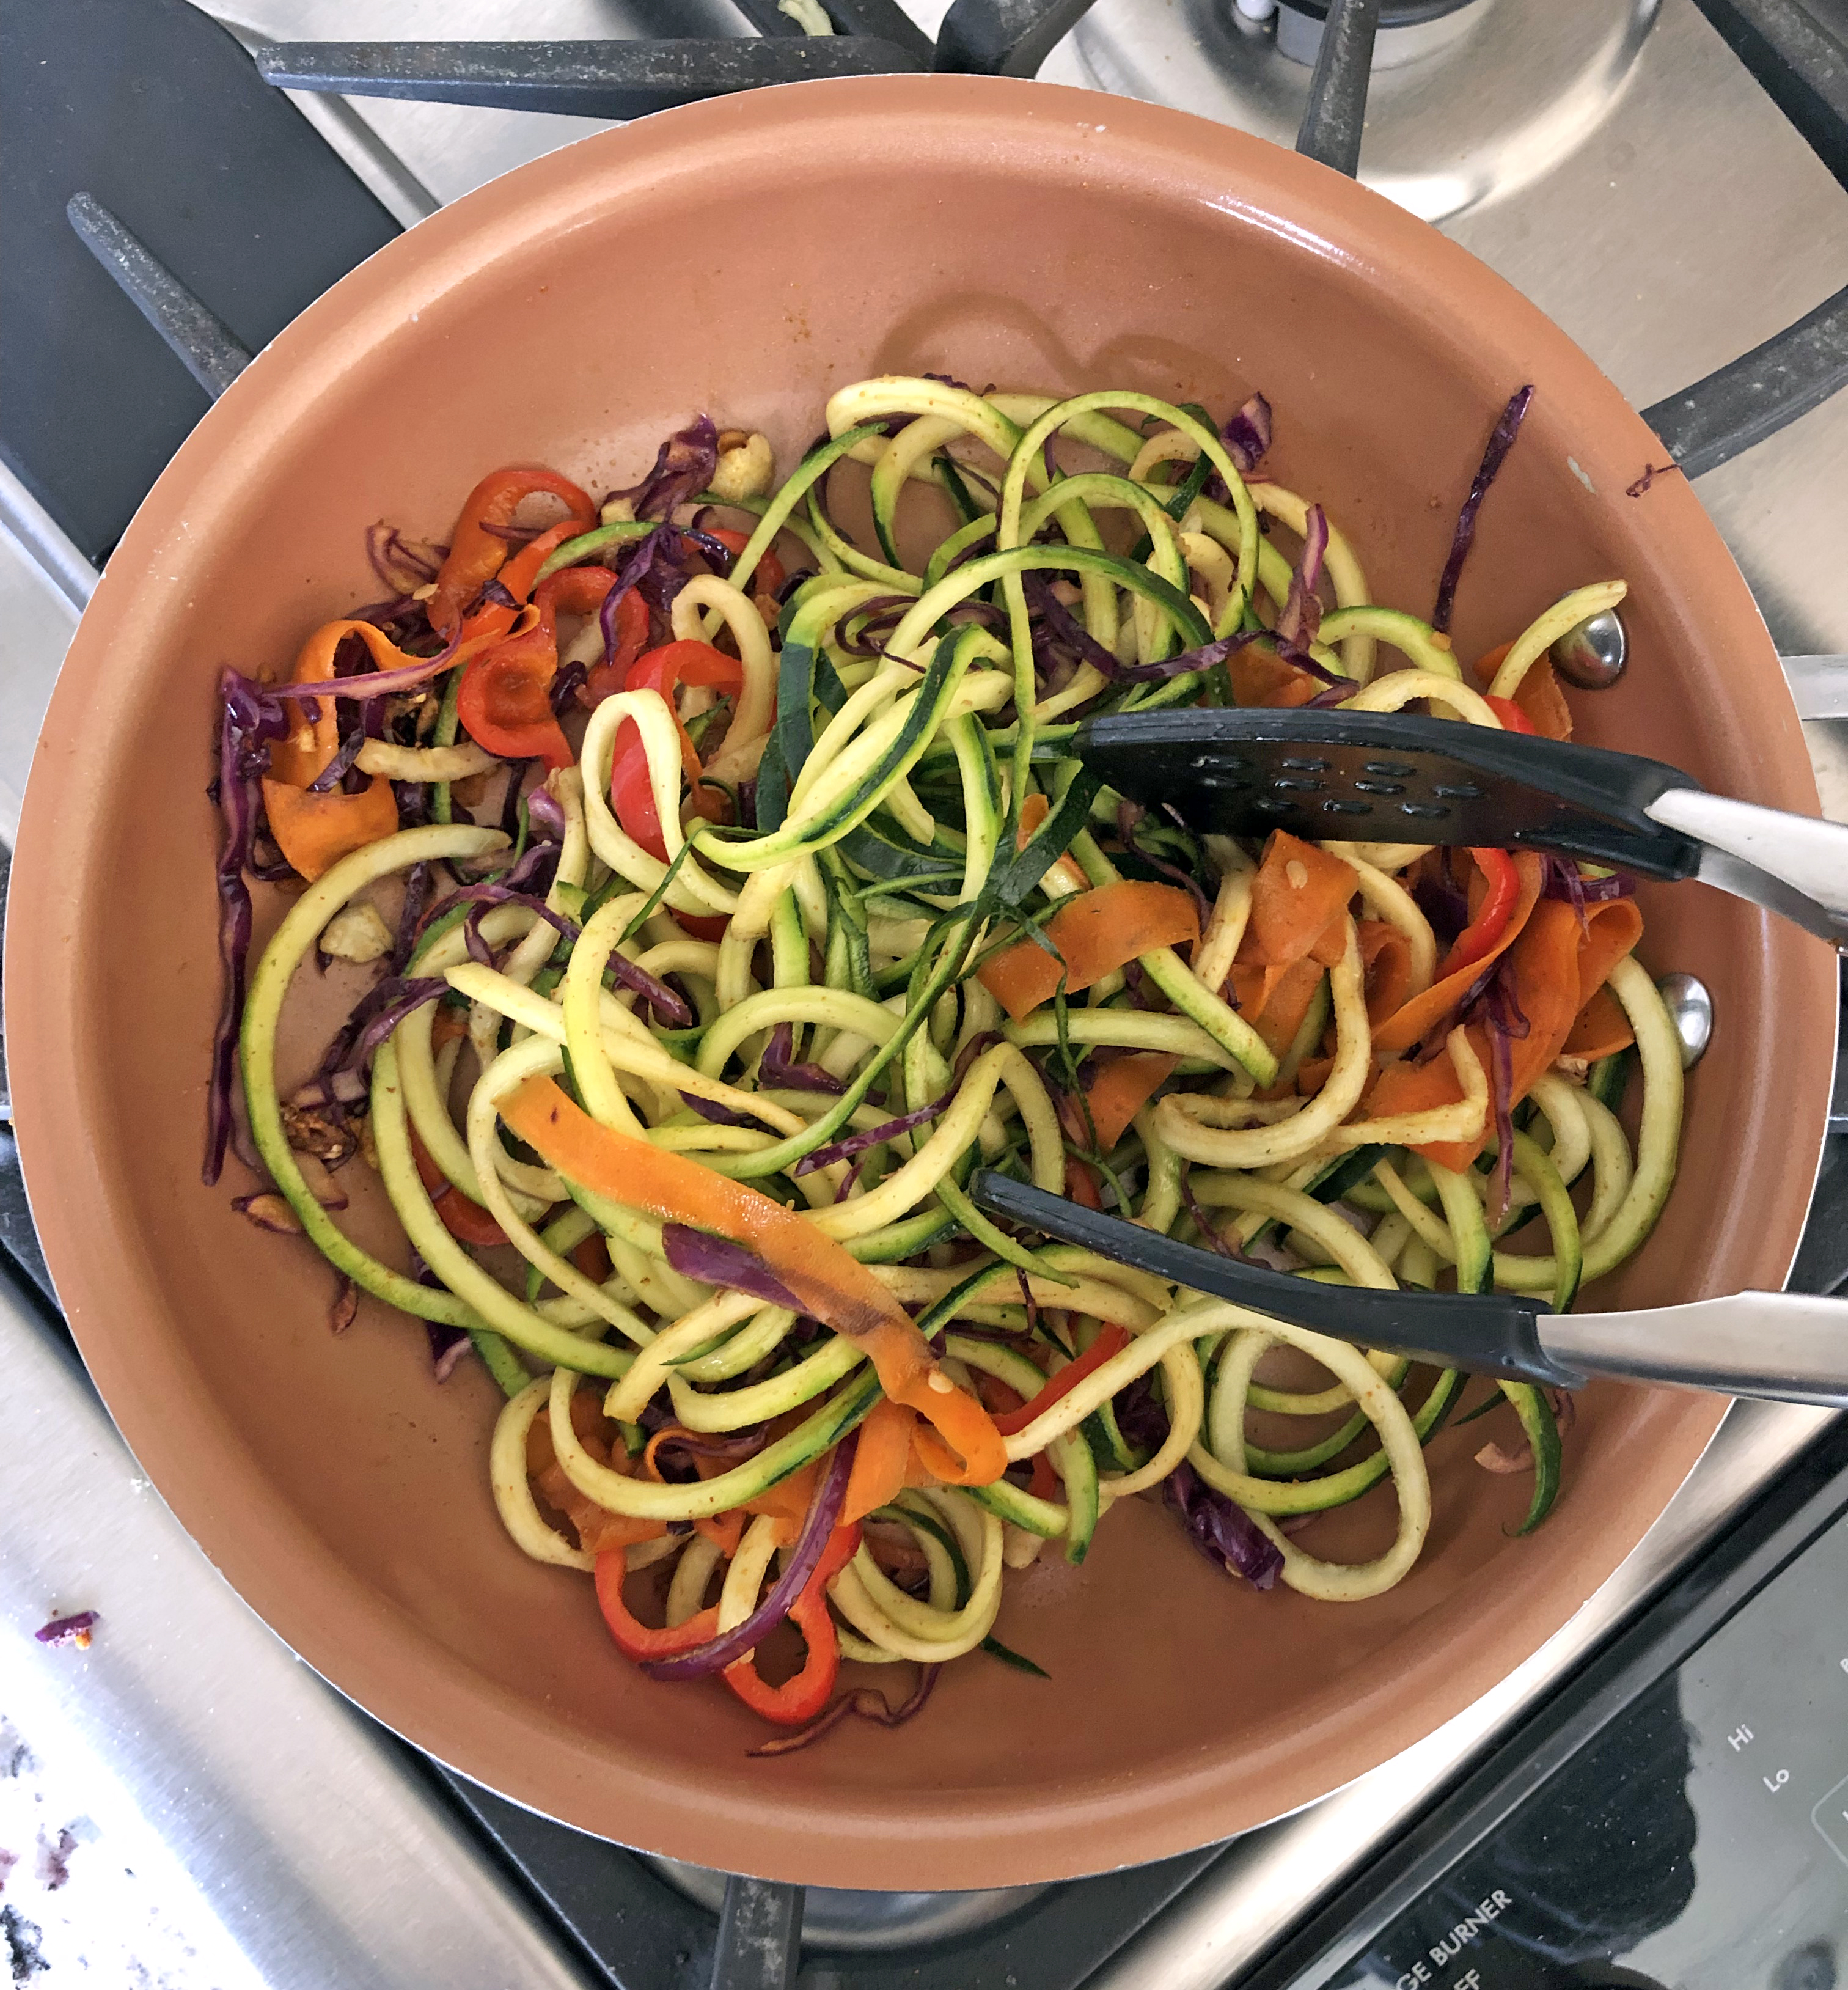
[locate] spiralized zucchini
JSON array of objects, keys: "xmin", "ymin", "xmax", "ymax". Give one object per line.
[{"xmin": 221, "ymin": 380, "xmax": 1681, "ymax": 1741}]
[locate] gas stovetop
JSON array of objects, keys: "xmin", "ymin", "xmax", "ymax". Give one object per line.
[{"xmin": 2, "ymin": 3, "xmax": 1847, "ymax": 1987}]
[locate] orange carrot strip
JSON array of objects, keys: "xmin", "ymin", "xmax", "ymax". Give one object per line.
[
  {"xmin": 497, "ymin": 1079, "xmax": 1005, "ymax": 1484},
  {"xmin": 1563, "ymin": 985, "xmax": 1634, "ymax": 1061},
  {"xmin": 1240, "ymin": 832, "xmax": 1359, "ymax": 968},
  {"xmin": 1082, "ymin": 1052, "xmax": 1179, "ymax": 1152},
  {"xmin": 1371, "ymin": 852, "xmax": 1545, "ymax": 1056},
  {"xmin": 842, "ymin": 1399, "xmax": 917, "ymax": 1525},
  {"xmin": 977, "ymin": 879, "xmax": 1201, "ymax": 1024}
]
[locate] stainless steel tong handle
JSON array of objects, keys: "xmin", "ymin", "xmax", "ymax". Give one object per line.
[
  {"xmin": 1644, "ymin": 788, "xmax": 1848, "ymax": 947},
  {"xmin": 970, "ymin": 1173, "xmax": 1848, "ymax": 1409},
  {"xmin": 1545, "ymin": 1290, "xmax": 1848, "ymax": 1409}
]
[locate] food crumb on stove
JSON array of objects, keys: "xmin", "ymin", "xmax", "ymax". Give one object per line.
[
  {"xmin": 33, "ymin": 1828, "xmax": 79, "ymax": 1893},
  {"xmin": 31, "ymin": 1613, "xmax": 97, "ymax": 1651}
]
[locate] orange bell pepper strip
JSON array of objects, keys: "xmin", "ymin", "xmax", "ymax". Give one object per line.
[
  {"xmin": 594, "ymin": 1551, "xmax": 721, "ymax": 1662},
  {"xmin": 575, "ymin": 1508, "xmax": 673, "ymax": 1555},
  {"xmin": 608, "ymin": 639, "xmax": 746, "ymax": 859},
  {"xmin": 261, "ymin": 619, "xmax": 415, "ymax": 882},
  {"xmin": 989, "ymin": 1325, "xmax": 1131, "ymax": 1437},
  {"xmin": 262, "ymin": 780, "xmax": 400, "ymax": 886},
  {"xmin": 497, "ymin": 1078, "xmax": 1007, "ymax": 1484},
  {"xmin": 1372, "ymin": 851, "xmax": 1544, "ymax": 1056},
  {"xmin": 695, "ymin": 1510, "xmax": 747, "ymax": 1557},
  {"xmin": 977, "ymin": 879, "xmax": 1201, "ymax": 1024},
  {"xmin": 1081, "ymin": 1051, "xmax": 1179, "ymax": 1152},
  {"xmin": 408, "ymin": 1123, "xmax": 512, "ymax": 1247},
  {"xmin": 428, "ymin": 466, "xmax": 595, "ymax": 637},
  {"xmin": 721, "ymin": 1522, "xmax": 862, "ymax": 1725},
  {"xmin": 1226, "ymin": 643, "xmax": 1327, "ymax": 710},
  {"xmin": 842, "ymin": 1399, "xmax": 917, "ymax": 1525},
  {"xmin": 1064, "ymin": 1156, "xmax": 1104, "ymax": 1210},
  {"xmin": 1475, "ymin": 641, "xmax": 1572, "ymax": 741},
  {"xmin": 1231, "ymin": 951, "xmax": 1330, "ymax": 1065},
  {"xmin": 1484, "ymin": 695, "xmax": 1535, "ymax": 735}
]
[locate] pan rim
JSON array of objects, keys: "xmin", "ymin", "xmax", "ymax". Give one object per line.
[{"xmin": 7, "ymin": 71, "xmax": 1830, "ymax": 1889}]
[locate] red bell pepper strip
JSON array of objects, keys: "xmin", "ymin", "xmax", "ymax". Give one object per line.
[
  {"xmin": 1445, "ymin": 848, "xmax": 1521, "ymax": 978},
  {"xmin": 428, "ymin": 467, "xmax": 594, "ymax": 637},
  {"xmin": 700, "ymin": 525, "xmax": 786, "ymax": 600},
  {"xmin": 458, "ymin": 554, "xmax": 616, "ymax": 769},
  {"xmin": 594, "ymin": 1552, "xmax": 721, "ymax": 1662},
  {"xmin": 408, "ymin": 1123, "xmax": 512, "ymax": 1247},
  {"xmin": 1483, "ymin": 694, "xmax": 1536, "ymax": 735},
  {"xmin": 608, "ymin": 640, "xmax": 747, "ymax": 860},
  {"xmin": 721, "ymin": 1522, "xmax": 862, "ymax": 1725},
  {"xmin": 580, "ymin": 587, "xmax": 651, "ymax": 708},
  {"xmin": 989, "ymin": 1324, "xmax": 1131, "ymax": 1438}
]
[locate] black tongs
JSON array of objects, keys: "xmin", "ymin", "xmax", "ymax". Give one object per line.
[
  {"xmin": 1067, "ymin": 709, "xmax": 1848, "ymax": 947},
  {"xmin": 968, "ymin": 1173, "xmax": 1848, "ymax": 1408}
]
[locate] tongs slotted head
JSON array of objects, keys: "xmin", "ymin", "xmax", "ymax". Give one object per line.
[{"xmin": 1071, "ymin": 708, "xmax": 1848, "ymax": 946}]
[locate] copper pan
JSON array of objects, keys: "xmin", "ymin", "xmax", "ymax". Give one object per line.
[{"xmin": 7, "ymin": 75, "xmax": 1833, "ymax": 1890}]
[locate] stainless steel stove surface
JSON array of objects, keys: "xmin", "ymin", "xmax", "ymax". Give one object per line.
[{"xmin": 3, "ymin": 2, "xmax": 1847, "ymax": 1986}]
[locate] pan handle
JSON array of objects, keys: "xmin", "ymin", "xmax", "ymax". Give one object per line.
[{"xmin": 711, "ymin": 1875, "xmax": 805, "ymax": 1990}]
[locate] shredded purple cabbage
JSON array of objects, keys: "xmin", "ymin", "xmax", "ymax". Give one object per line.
[
  {"xmin": 640, "ymin": 1433, "xmax": 856, "ymax": 1682},
  {"xmin": 389, "ymin": 864, "xmax": 433, "ymax": 974},
  {"xmin": 1116, "ymin": 801, "xmax": 1212, "ymax": 929},
  {"xmin": 1223, "ymin": 392, "xmax": 1273, "ymax": 476},
  {"xmin": 205, "ymin": 670, "xmax": 292, "ymax": 1183},
  {"xmin": 1024, "ymin": 571, "xmax": 1122, "ymax": 691},
  {"xmin": 1107, "ymin": 1375, "xmax": 1282, "ymax": 1588},
  {"xmin": 1412, "ymin": 867, "xmax": 1472, "ymax": 952},
  {"xmin": 1432, "ymin": 385, "xmax": 1534, "ymax": 635},
  {"xmin": 681, "ymin": 526, "xmax": 735, "ymax": 575},
  {"xmin": 549, "ymin": 661, "xmax": 588, "ymax": 715},
  {"xmin": 524, "ymin": 786, "xmax": 567, "ymax": 842},
  {"xmin": 680, "ymin": 1091, "xmax": 775, "ymax": 1134},
  {"xmin": 760, "ymin": 1021, "xmax": 848, "ymax": 1095},
  {"xmin": 34, "ymin": 1610, "xmax": 100, "ymax": 1648},
  {"xmin": 1167, "ymin": 1460, "xmax": 1283, "ymax": 1590},
  {"xmin": 794, "ymin": 1094, "xmax": 950, "ymax": 1177},
  {"xmin": 661, "ymin": 1224, "xmax": 804, "ymax": 1313},
  {"xmin": 835, "ymin": 593, "xmax": 917, "ymax": 660},
  {"xmin": 609, "ymin": 414, "xmax": 721, "ymax": 523},
  {"xmin": 365, "ymin": 522, "xmax": 441, "ymax": 595},
  {"xmin": 1275, "ymin": 503, "xmax": 1328, "ymax": 648},
  {"xmin": 427, "ymin": 1321, "xmax": 473, "ymax": 1382},
  {"xmin": 302, "ymin": 976, "xmax": 449, "ymax": 1109},
  {"xmin": 1467, "ymin": 961, "xmax": 1532, "ymax": 1220},
  {"xmin": 1539, "ymin": 854, "xmax": 1633, "ymax": 934}
]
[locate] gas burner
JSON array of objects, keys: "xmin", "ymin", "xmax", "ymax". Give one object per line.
[{"xmin": 1073, "ymin": 0, "xmax": 1660, "ymax": 222}]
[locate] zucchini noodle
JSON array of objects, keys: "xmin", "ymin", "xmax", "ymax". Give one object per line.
[{"xmin": 217, "ymin": 378, "xmax": 1688, "ymax": 1742}]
